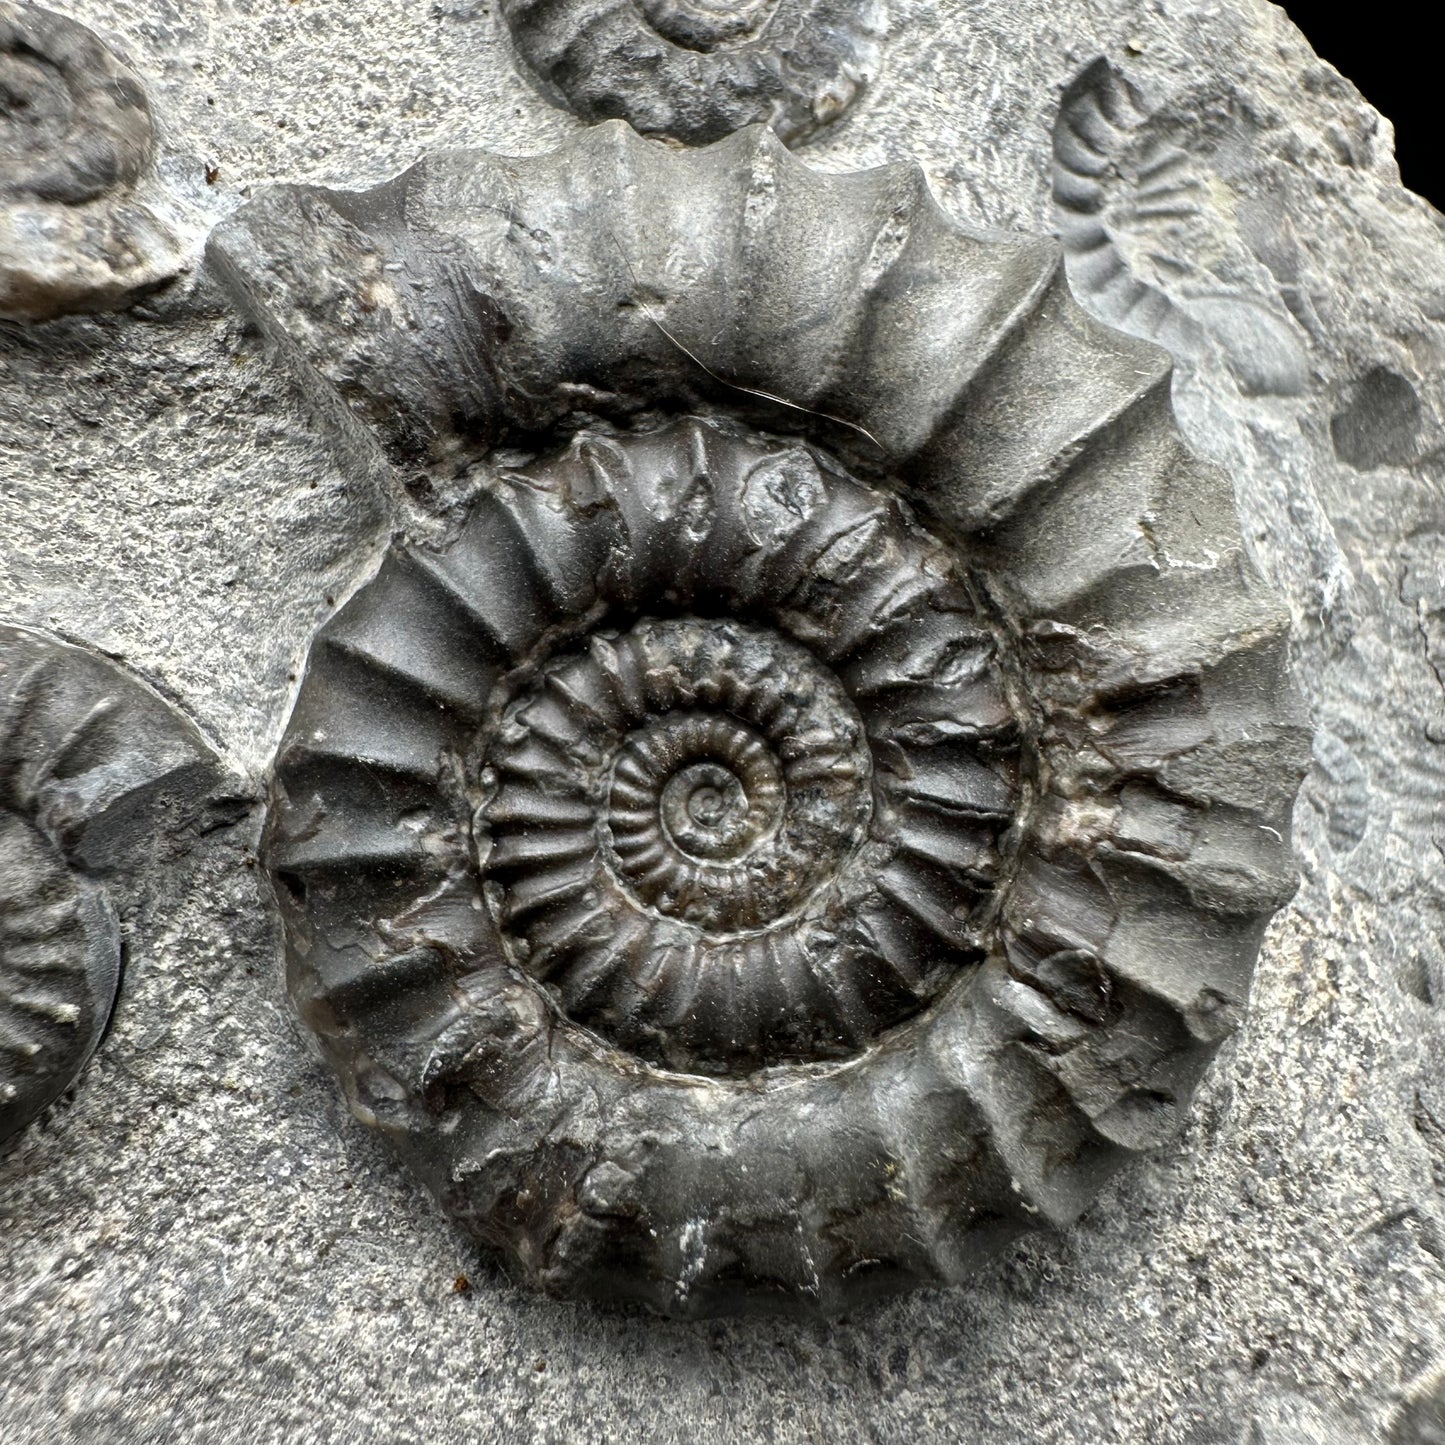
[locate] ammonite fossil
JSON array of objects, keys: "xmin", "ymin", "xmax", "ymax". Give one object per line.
[
  {"xmin": 1051, "ymin": 57, "xmax": 1308, "ymax": 398},
  {"xmin": 0, "ymin": 625, "xmax": 218, "ymax": 1144},
  {"xmin": 0, "ymin": 3, "xmax": 183, "ymax": 321},
  {"xmin": 213, "ymin": 124, "xmax": 1310, "ymax": 1315},
  {"xmin": 499, "ymin": 0, "xmax": 885, "ymax": 145}
]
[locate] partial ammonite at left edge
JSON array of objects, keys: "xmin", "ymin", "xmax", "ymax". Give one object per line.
[{"xmin": 0, "ymin": 626, "xmax": 221, "ymax": 1145}]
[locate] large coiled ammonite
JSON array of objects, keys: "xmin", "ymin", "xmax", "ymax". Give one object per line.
[
  {"xmin": 215, "ymin": 123, "xmax": 1310, "ymax": 1315},
  {"xmin": 0, "ymin": 625, "xmax": 219, "ymax": 1145}
]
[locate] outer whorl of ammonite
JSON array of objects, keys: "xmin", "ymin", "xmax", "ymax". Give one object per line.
[
  {"xmin": 0, "ymin": 625, "xmax": 219, "ymax": 1145},
  {"xmin": 231, "ymin": 124, "xmax": 1311, "ymax": 1316},
  {"xmin": 499, "ymin": 0, "xmax": 885, "ymax": 145},
  {"xmin": 0, "ymin": 3, "xmax": 182, "ymax": 321}
]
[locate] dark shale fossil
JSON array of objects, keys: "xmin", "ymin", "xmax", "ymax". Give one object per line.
[
  {"xmin": 498, "ymin": 0, "xmax": 885, "ymax": 145},
  {"xmin": 0, "ymin": 2, "xmax": 183, "ymax": 321},
  {"xmin": 213, "ymin": 123, "xmax": 1310, "ymax": 1315},
  {"xmin": 0, "ymin": 625, "xmax": 218, "ymax": 1144},
  {"xmin": 1052, "ymin": 57, "xmax": 1309, "ymax": 398},
  {"xmin": 289, "ymin": 422, "xmax": 1019, "ymax": 1078}
]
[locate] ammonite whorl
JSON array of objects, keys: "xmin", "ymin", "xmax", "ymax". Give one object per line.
[
  {"xmin": 0, "ymin": 626, "xmax": 219, "ymax": 1145},
  {"xmin": 0, "ymin": 802, "xmax": 115, "ymax": 1146},
  {"xmin": 499, "ymin": 0, "xmax": 885, "ymax": 145},
  {"xmin": 218, "ymin": 124, "xmax": 1311, "ymax": 1315},
  {"xmin": 1050, "ymin": 57, "xmax": 1309, "ymax": 399},
  {"xmin": 0, "ymin": 3, "xmax": 182, "ymax": 321},
  {"xmin": 454, "ymin": 422, "xmax": 1018, "ymax": 1075}
]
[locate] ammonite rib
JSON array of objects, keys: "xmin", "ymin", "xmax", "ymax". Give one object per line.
[
  {"xmin": 499, "ymin": 0, "xmax": 886, "ymax": 146},
  {"xmin": 218, "ymin": 125, "xmax": 1311, "ymax": 1316},
  {"xmin": 0, "ymin": 625, "xmax": 220, "ymax": 1144},
  {"xmin": 0, "ymin": 3, "xmax": 183, "ymax": 321}
]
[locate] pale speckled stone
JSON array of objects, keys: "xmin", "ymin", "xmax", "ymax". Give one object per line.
[{"xmin": 1, "ymin": 0, "xmax": 1443, "ymax": 1440}]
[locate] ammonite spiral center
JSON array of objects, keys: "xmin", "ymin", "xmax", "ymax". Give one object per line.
[
  {"xmin": 496, "ymin": 616, "xmax": 877, "ymax": 938},
  {"xmin": 632, "ymin": 720, "xmax": 778, "ymax": 862},
  {"xmin": 658, "ymin": 754, "xmax": 767, "ymax": 861}
]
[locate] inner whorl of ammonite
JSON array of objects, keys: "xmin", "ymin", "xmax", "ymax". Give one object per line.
[
  {"xmin": 463, "ymin": 420, "xmax": 1023, "ymax": 1075},
  {"xmin": 489, "ymin": 617, "xmax": 873, "ymax": 942}
]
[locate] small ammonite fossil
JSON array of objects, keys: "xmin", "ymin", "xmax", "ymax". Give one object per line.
[
  {"xmin": 499, "ymin": 0, "xmax": 886, "ymax": 145},
  {"xmin": 0, "ymin": 796, "xmax": 117, "ymax": 1146},
  {"xmin": 0, "ymin": 3, "xmax": 183, "ymax": 321},
  {"xmin": 217, "ymin": 123, "xmax": 1311, "ymax": 1315},
  {"xmin": 0, "ymin": 625, "xmax": 219, "ymax": 1145},
  {"xmin": 1051, "ymin": 57, "xmax": 1309, "ymax": 398}
]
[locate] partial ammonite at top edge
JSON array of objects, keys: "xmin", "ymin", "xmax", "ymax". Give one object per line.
[{"xmin": 499, "ymin": 0, "xmax": 886, "ymax": 145}]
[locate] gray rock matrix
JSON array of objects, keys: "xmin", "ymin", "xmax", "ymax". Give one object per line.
[{"xmin": 0, "ymin": 0, "xmax": 1442, "ymax": 1440}]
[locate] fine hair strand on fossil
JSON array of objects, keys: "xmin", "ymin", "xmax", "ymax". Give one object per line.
[{"xmin": 607, "ymin": 228, "xmax": 886, "ymax": 454}]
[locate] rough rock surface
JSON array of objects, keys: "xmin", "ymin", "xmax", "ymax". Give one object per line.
[{"xmin": 0, "ymin": 0, "xmax": 1442, "ymax": 1439}]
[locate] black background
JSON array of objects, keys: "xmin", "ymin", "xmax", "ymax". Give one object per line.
[{"xmin": 1285, "ymin": 6, "xmax": 1441, "ymax": 209}]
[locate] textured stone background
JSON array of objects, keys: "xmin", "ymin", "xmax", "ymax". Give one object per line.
[{"xmin": 2, "ymin": 1, "xmax": 1444, "ymax": 1440}]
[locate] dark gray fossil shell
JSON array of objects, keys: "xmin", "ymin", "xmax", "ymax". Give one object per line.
[
  {"xmin": 1052, "ymin": 57, "xmax": 1309, "ymax": 397},
  {"xmin": 0, "ymin": 625, "xmax": 219, "ymax": 1145},
  {"xmin": 0, "ymin": 2, "xmax": 182, "ymax": 321},
  {"xmin": 213, "ymin": 123, "xmax": 1311, "ymax": 1316},
  {"xmin": 499, "ymin": 0, "xmax": 885, "ymax": 145},
  {"xmin": 0, "ymin": 3, "xmax": 152, "ymax": 205}
]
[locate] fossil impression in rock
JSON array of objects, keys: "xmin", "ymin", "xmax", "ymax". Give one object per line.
[
  {"xmin": 499, "ymin": 0, "xmax": 885, "ymax": 145},
  {"xmin": 212, "ymin": 123, "xmax": 1310, "ymax": 1316},
  {"xmin": 1052, "ymin": 57, "xmax": 1310, "ymax": 397},
  {"xmin": 0, "ymin": 2, "xmax": 184, "ymax": 322},
  {"xmin": 0, "ymin": 625, "xmax": 218, "ymax": 1144}
]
